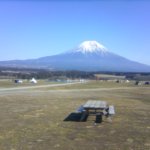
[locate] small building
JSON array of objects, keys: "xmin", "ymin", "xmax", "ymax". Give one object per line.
[
  {"xmin": 144, "ymin": 81, "xmax": 149, "ymax": 85},
  {"xmin": 14, "ymin": 79, "xmax": 23, "ymax": 84},
  {"xmin": 135, "ymin": 81, "xmax": 142, "ymax": 85}
]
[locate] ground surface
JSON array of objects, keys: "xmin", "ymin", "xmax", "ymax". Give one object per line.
[{"xmin": 0, "ymin": 80, "xmax": 149, "ymax": 150}]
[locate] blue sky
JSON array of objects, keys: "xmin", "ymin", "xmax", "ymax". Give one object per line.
[{"xmin": 0, "ymin": 0, "xmax": 150, "ymax": 65}]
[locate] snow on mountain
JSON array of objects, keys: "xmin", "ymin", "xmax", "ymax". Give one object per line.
[
  {"xmin": 0, "ymin": 40, "xmax": 150, "ymax": 72},
  {"xmin": 75, "ymin": 41, "xmax": 108, "ymax": 53}
]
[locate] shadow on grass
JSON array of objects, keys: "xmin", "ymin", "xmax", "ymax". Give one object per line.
[
  {"xmin": 95, "ymin": 114, "xmax": 102, "ymax": 123},
  {"xmin": 64, "ymin": 113, "xmax": 88, "ymax": 122}
]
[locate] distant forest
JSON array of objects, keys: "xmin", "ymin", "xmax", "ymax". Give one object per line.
[{"xmin": 0, "ymin": 67, "xmax": 150, "ymax": 81}]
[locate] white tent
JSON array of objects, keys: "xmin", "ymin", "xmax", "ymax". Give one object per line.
[{"xmin": 30, "ymin": 78, "xmax": 37, "ymax": 83}]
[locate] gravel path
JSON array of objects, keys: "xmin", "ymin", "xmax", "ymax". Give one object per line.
[{"xmin": 0, "ymin": 82, "xmax": 82, "ymax": 94}]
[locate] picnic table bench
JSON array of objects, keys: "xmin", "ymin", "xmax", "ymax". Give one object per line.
[{"xmin": 76, "ymin": 100, "xmax": 115, "ymax": 122}]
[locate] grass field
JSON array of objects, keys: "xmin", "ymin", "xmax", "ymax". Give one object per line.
[
  {"xmin": 0, "ymin": 79, "xmax": 60, "ymax": 88},
  {"xmin": 0, "ymin": 80, "xmax": 149, "ymax": 150}
]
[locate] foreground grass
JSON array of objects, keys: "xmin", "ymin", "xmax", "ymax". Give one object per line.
[{"xmin": 0, "ymin": 81, "xmax": 149, "ymax": 150}]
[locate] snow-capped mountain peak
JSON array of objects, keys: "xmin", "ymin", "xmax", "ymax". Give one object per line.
[
  {"xmin": 76, "ymin": 41, "xmax": 108, "ymax": 53},
  {"xmin": 0, "ymin": 40, "xmax": 150, "ymax": 72}
]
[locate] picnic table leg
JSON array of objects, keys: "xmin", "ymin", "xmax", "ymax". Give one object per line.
[{"xmin": 95, "ymin": 113, "xmax": 102, "ymax": 124}]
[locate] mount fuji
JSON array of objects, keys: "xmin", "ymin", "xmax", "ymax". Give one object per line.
[{"xmin": 0, "ymin": 41, "xmax": 150, "ymax": 72}]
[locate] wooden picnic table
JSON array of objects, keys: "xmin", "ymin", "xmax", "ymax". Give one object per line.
[
  {"xmin": 79, "ymin": 100, "xmax": 107, "ymax": 122},
  {"xmin": 83, "ymin": 100, "xmax": 107, "ymax": 111},
  {"xmin": 76, "ymin": 100, "xmax": 115, "ymax": 122}
]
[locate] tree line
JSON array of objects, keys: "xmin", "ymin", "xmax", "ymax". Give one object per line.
[{"xmin": 0, "ymin": 67, "xmax": 150, "ymax": 80}]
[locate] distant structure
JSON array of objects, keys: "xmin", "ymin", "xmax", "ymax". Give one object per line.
[
  {"xmin": 94, "ymin": 74, "xmax": 125, "ymax": 81},
  {"xmin": 144, "ymin": 81, "xmax": 149, "ymax": 85},
  {"xmin": 14, "ymin": 79, "xmax": 23, "ymax": 83},
  {"xmin": 135, "ymin": 81, "xmax": 141, "ymax": 85},
  {"xmin": 126, "ymin": 80, "xmax": 130, "ymax": 83},
  {"xmin": 30, "ymin": 78, "xmax": 37, "ymax": 84}
]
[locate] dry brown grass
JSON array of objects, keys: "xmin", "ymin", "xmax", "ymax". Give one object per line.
[{"xmin": 0, "ymin": 81, "xmax": 149, "ymax": 150}]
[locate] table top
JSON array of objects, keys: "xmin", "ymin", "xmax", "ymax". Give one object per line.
[{"xmin": 83, "ymin": 100, "xmax": 107, "ymax": 109}]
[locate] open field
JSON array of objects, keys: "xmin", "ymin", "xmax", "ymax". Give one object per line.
[
  {"xmin": 0, "ymin": 79, "xmax": 60, "ymax": 88},
  {"xmin": 0, "ymin": 81, "xmax": 149, "ymax": 150}
]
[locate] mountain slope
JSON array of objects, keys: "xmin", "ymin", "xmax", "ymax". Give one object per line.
[{"xmin": 0, "ymin": 41, "xmax": 150, "ymax": 72}]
